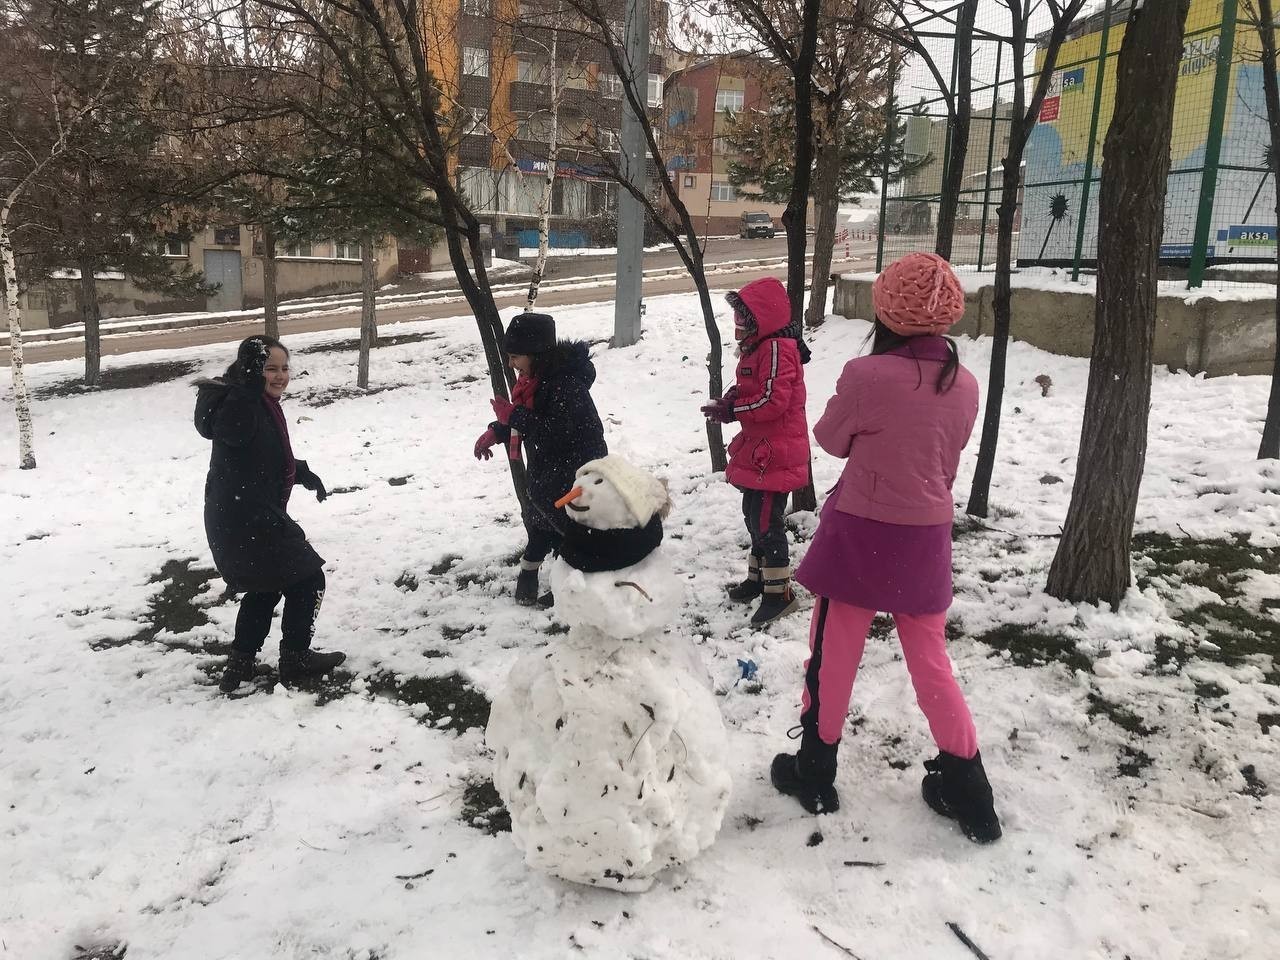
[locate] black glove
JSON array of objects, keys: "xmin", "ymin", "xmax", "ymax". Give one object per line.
[
  {"xmin": 235, "ymin": 337, "xmax": 271, "ymax": 393},
  {"xmin": 300, "ymin": 472, "xmax": 327, "ymax": 502},
  {"xmin": 296, "ymin": 460, "xmax": 327, "ymax": 502}
]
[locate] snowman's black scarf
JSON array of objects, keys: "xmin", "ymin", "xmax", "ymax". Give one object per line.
[{"xmin": 557, "ymin": 515, "xmax": 664, "ymax": 573}]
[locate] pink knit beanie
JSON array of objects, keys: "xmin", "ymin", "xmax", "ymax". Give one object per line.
[{"xmin": 871, "ymin": 252, "xmax": 965, "ymax": 336}]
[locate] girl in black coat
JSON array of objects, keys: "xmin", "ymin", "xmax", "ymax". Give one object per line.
[
  {"xmin": 195, "ymin": 336, "xmax": 345, "ymax": 692},
  {"xmin": 474, "ymin": 312, "xmax": 608, "ymax": 605}
]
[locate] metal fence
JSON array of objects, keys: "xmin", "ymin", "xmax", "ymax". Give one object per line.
[{"xmin": 876, "ymin": 0, "xmax": 1278, "ymax": 290}]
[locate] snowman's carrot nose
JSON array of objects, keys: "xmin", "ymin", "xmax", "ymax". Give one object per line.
[{"xmin": 555, "ymin": 487, "xmax": 584, "ymax": 509}]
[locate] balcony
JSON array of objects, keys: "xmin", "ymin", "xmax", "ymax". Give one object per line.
[
  {"xmin": 459, "ymin": 75, "xmax": 492, "ymax": 109},
  {"xmin": 459, "ymin": 134, "xmax": 491, "ymax": 166}
]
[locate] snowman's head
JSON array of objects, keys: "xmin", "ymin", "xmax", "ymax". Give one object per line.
[
  {"xmin": 556, "ymin": 456, "xmax": 671, "ymax": 531},
  {"xmin": 562, "ymin": 468, "xmax": 635, "ymax": 530}
]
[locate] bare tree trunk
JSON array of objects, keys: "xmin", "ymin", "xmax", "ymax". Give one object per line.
[
  {"xmin": 528, "ymin": 29, "xmax": 559, "ymax": 310},
  {"xmin": 782, "ymin": 0, "xmax": 821, "ymax": 512},
  {"xmin": 261, "ymin": 221, "xmax": 279, "ymax": 338},
  {"xmin": 1045, "ymin": 0, "xmax": 1192, "ymax": 607},
  {"xmin": 1, "ymin": 210, "xmax": 36, "ymax": 469},
  {"xmin": 805, "ymin": 139, "xmax": 842, "ymax": 328},
  {"xmin": 782, "ymin": 0, "xmax": 821, "ymax": 326},
  {"xmin": 357, "ymin": 232, "xmax": 377, "ymax": 389},
  {"xmin": 935, "ymin": 0, "xmax": 978, "ymax": 261},
  {"xmin": 1255, "ymin": 0, "xmax": 1280, "ymax": 459},
  {"xmin": 77, "ymin": 255, "xmax": 103, "ymax": 388}
]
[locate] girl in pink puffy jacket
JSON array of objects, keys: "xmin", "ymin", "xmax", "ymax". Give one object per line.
[
  {"xmin": 770, "ymin": 253, "xmax": 1001, "ymax": 846},
  {"xmin": 702, "ymin": 276, "xmax": 811, "ymax": 626}
]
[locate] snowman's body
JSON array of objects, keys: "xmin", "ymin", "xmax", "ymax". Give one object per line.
[{"xmin": 486, "ymin": 458, "xmax": 732, "ymax": 892}]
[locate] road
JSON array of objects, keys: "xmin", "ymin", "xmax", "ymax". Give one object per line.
[{"xmin": 7, "ymin": 235, "xmax": 879, "ymax": 366}]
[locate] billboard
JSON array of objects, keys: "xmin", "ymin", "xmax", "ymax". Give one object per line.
[{"xmin": 1020, "ymin": 0, "xmax": 1278, "ymax": 266}]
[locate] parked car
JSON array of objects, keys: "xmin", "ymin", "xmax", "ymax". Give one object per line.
[{"xmin": 739, "ymin": 211, "xmax": 777, "ymax": 239}]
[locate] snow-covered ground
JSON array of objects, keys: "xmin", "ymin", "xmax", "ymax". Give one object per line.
[{"xmin": 3, "ymin": 292, "xmax": 1279, "ymax": 960}]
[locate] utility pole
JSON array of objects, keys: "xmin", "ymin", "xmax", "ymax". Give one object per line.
[{"xmin": 613, "ymin": 0, "xmax": 648, "ymax": 347}]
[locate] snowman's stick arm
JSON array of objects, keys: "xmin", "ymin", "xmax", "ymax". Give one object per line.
[{"xmin": 613, "ymin": 580, "xmax": 653, "ymax": 602}]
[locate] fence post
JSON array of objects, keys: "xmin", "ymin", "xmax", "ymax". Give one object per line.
[
  {"xmin": 1188, "ymin": 0, "xmax": 1240, "ymax": 288},
  {"xmin": 976, "ymin": 39, "xmax": 1004, "ymax": 272},
  {"xmin": 876, "ymin": 48, "xmax": 899, "ymax": 273},
  {"xmin": 1071, "ymin": 0, "xmax": 1115, "ymax": 281}
]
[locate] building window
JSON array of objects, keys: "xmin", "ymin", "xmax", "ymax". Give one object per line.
[
  {"xmin": 647, "ymin": 74, "xmax": 662, "ymax": 107},
  {"xmin": 684, "ymin": 175, "xmax": 695, "ymax": 188},
  {"xmin": 213, "ymin": 226, "xmax": 239, "ymax": 245},
  {"xmin": 161, "ymin": 235, "xmax": 188, "ymax": 257},
  {"xmin": 517, "ymin": 115, "xmax": 554, "ymax": 141},
  {"xmin": 598, "ymin": 71, "xmax": 622, "ymax": 99},
  {"xmin": 601, "ymin": 129, "xmax": 620, "ymax": 152},
  {"xmin": 712, "ymin": 136, "xmax": 731, "ymax": 155},
  {"xmin": 461, "ymin": 0, "xmax": 490, "ymax": 13},
  {"xmin": 715, "ymin": 88, "xmax": 744, "ymax": 113},
  {"xmin": 282, "ymin": 240, "xmax": 313, "ymax": 258},
  {"xmin": 335, "ymin": 241, "xmax": 361, "ymax": 260},
  {"xmin": 518, "ymin": 58, "xmax": 549, "ymax": 84},
  {"xmin": 711, "ymin": 181, "xmax": 736, "ymax": 202},
  {"xmin": 462, "ymin": 46, "xmax": 490, "ymax": 78}
]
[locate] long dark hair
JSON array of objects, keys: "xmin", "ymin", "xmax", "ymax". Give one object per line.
[
  {"xmin": 223, "ymin": 335, "xmax": 287, "ymax": 386},
  {"xmin": 865, "ymin": 319, "xmax": 959, "ymax": 394}
]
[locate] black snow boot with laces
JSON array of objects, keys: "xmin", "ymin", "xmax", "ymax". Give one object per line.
[
  {"xmin": 219, "ymin": 653, "xmax": 257, "ymax": 693},
  {"xmin": 921, "ymin": 750, "xmax": 1002, "ymax": 844},
  {"xmin": 278, "ymin": 647, "xmax": 347, "ymax": 687},
  {"xmin": 515, "ymin": 565, "xmax": 540, "ymax": 606},
  {"xmin": 771, "ymin": 722, "xmax": 841, "ymax": 815}
]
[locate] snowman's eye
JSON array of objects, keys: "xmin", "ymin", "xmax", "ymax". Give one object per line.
[{"xmin": 593, "ymin": 478, "xmax": 603, "ymax": 485}]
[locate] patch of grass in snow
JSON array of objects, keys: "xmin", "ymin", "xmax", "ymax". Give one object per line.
[
  {"xmin": 1133, "ymin": 532, "xmax": 1280, "ymax": 680},
  {"xmin": 1087, "ymin": 692, "xmax": 1157, "ymax": 737},
  {"xmin": 298, "ymin": 383, "xmax": 403, "ymax": 408},
  {"xmin": 971, "ymin": 623, "xmax": 1093, "ymax": 674},
  {"xmin": 37, "ymin": 359, "xmax": 203, "ymax": 398},
  {"xmin": 365, "ymin": 671, "xmax": 492, "ymax": 734},
  {"xmin": 72, "ymin": 944, "xmax": 127, "ymax": 960},
  {"xmin": 295, "ymin": 331, "xmax": 441, "ymax": 355},
  {"xmin": 461, "ymin": 778, "xmax": 511, "ymax": 835},
  {"xmin": 93, "ymin": 558, "xmax": 228, "ymax": 653}
]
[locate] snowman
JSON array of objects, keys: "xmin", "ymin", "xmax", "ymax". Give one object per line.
[{"xmin": 486, "ymin": 455, "xmax": 732, "ymax": 892}]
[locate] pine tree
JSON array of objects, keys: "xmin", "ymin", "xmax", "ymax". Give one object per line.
[{"xmin": 14, "ymin": 0, "xmax": 209, "ymax": 386}]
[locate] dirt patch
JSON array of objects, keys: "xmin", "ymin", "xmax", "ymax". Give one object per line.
[
  {"xmin": 365, "ymin": 671, "xmax": 492, "ymax": 734},
  {"xmin": 93, "ymin": 558, "xmax": 229, "ymax": 654},
  {"xmin": 38, "ymin": 360, "xmax": 203, "ymax": 399},
  {"xmin": 461, "ymin": 778, "xmax": 511, "ymax": 835}
]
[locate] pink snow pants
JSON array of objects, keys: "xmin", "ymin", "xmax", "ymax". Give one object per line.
[{"xmin": 800, "ymin": 597, "xmax": 979, "ymax": 758}]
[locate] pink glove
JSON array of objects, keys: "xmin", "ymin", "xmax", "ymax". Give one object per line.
[
  {"xmin": 700, "ymin": 396, "xmax": 736, "ymax": 424},
  {"xmin": 474, "ymin": 428, "xmax": 498, "ymax": 461},
  {"xmin": 491, "ymin": 396, "xmax": 515, "ymax": 425}
]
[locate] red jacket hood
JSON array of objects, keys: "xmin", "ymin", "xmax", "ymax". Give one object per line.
[{"xmin": 733, "ymin": 277, "xmax": 791, "ymax": 337}]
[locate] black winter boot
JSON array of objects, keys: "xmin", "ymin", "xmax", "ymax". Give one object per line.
[
  {"xmin": 278, "ymin": 648, "xmax": 347, "ymax": 687},
  {"xmin": 771, "ymin": 724, "xmax": 841, "ymax": 815},
  {"xmin": 727, "ymin": 555, "xmax": 763, "ymax": 603},
  {"xmin": 515, "ymin": 566, "xmax": 540, "ymax": 606},
  {"xmin": 921, "ymin": 750, "xmax": 1002, "ymax": 844},
  {"xmin": 752, "ymin": 566, "xmax": 799, "ymax": 625},
  {"xmin": 219, "ymin": 653, "xmax": 256, "ymax": 693}
]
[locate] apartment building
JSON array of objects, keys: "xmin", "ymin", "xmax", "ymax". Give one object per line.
[
  {"xmin": 425, "ymin": 0, "xmax": 666, "ymax": 247},
  {"xmin": 663, "ymin": 54, "xmax": 801, "ymax": 238}
]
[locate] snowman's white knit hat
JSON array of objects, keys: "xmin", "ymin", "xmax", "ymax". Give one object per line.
[{"xmin": 576, "ymin": 455, "xmax": 671, "ymax": 527}]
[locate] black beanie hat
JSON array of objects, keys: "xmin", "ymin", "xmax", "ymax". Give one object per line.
[{"xmin": 503, "ymin": 312, "xmax": 556, "ymax": 356}]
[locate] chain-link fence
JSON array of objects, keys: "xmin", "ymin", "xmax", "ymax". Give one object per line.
[{"xmin": 877, "ymin": 0, "xmax": 1278, "ymax": 291}]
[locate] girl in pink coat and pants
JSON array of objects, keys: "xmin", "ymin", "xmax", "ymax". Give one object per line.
[
  {"xmin": 703, "ymin": 276, "xmax": 811, "ymax": 626},
  {"xmin": 771, "ymin": 253, "xmax": 1001, "ymax": 845}
]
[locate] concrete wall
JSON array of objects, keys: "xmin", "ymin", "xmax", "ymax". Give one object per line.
[
  {"xmin": 18, "ymin": 227, "xmax": 399, "ymax": 330},
  {"xmin": 833, "ymin": 274, "xmax": 1277, "ymax": 377}
]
